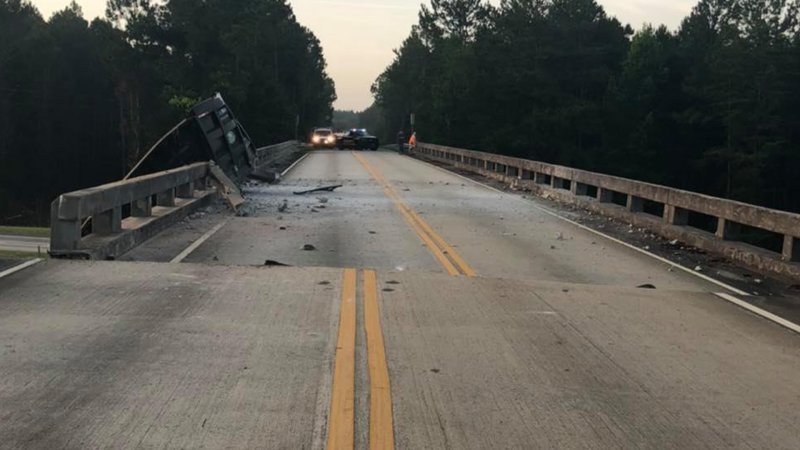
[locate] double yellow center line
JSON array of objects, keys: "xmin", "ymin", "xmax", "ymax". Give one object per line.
[
  {"xmin": 352, "ymin": 152, "xmax": 476, "ymax": 277},
  {"xmin": 328, "ymin": 153, "xmax": 476, "ymax": 449},
  {"xmin": 327, "ymin": 269, "xmax": 394, "ymax": 450}
]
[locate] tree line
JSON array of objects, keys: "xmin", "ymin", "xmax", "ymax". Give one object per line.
[
  {"xmin": 369, "ymin": 0, "xmax": 800, "ymax": 214},
  {"xmin": 0, "ymin": 0, "xmax": 335, "ymax": 225}
]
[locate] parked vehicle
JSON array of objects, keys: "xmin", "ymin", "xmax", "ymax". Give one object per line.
[
  {"xmin": 310, "ymin": 128, "xmax": 337, "ymax": 148},
  {"xmin": 337, "ymin": 128, "xmax": 380, "ymax": 150}
]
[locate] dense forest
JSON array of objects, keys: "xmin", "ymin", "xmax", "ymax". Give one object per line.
[
  {"xmin": 369, "ymin": 0, "xmax": 800, "ymax": 213},
  {"xmin": 0, "ymin": 0, "xmax": 335, "ymax": 225}
]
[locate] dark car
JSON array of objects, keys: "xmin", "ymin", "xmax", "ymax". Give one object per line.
[{"xmin": 337, "ymin": 128, "xmax": 380, "ymax": 150}]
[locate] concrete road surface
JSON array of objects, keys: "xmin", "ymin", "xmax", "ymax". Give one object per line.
[
  {"xmin": 175, "ymin": 151, "xmax": 720, "ymax": 291},
  {"xmin": 0, "ymin": 234, "xmax": 48, "ymax": 254},
  {"xmin": 2, "ymin": 150, "xmax": 800, "ymax": 449}
]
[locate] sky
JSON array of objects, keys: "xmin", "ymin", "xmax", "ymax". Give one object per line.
[{"xmin": 30, "ymin": 0, "xmax": 697, "ymax": 111}]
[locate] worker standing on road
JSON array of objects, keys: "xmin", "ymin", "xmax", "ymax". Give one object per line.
[{"xmin": 408, "ymin": 131, "xmax": 417, "ymax": 151}]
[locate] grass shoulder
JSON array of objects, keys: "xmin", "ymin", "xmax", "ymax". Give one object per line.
[{"xmin": 0, "ymin": 226, "xmax": 50, "ymax": 238}]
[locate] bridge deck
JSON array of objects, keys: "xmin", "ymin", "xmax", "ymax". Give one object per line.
[
  {"xmin": 2, "ymin": 150, "xmax": 799, "ymax": 448},
  {"xmin": 0, "ymin": 261, "xmax": 798, "ymax": 448}
]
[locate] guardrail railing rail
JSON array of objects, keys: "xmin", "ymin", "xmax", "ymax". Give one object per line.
[
  {"xmin": 416, "ymin": 142, "xmax": 800, "ymax": 279},
  {"xmin": 50, "ymin": 162, "xmax": 213, "ymax": 258}
]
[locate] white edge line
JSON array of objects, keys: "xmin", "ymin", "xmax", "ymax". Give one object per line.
[
  {"xmin": 407, "ymin": 154, "xmax": 752, "ymax": 297},
  {"xmin": 280, "ymin": 152, "xmax": 310, "ymax": 178},
  {"xmin": 0, "ymin": 258, "xmax": 44, "ymax": 280},
  {"xmin": 170, "ymin": 219, "xmax": 229, "ymax": 264},
  {"xmin": 714, "ymin": 292, "xmax": 800, "ymax": 334}
]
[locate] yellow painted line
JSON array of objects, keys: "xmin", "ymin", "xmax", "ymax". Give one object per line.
[
  {"xmin": 353, "ymin": 152, "xmax": 474, "ymax": 277},
  {"xmin": 399, "ymin": 204, "xmax": 477, "ymax": 277},
  {"xmin": 354, "ymin": 153, "xmax": 459, "ymax": 275},
  {"xmin": 327, "ymin": 269, "xmax": 357, "ymax": 450},
  {"xmin": 384, "ymin": 187, "xmax": 460, "ymax": 276},
  {"xmin": 363, "ymin": 270, "xmax": 395, "ymax": 450}
]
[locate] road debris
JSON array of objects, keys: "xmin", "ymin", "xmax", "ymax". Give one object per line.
[
  {"xmin": 248, "ymin": 169, "xmax": 279, "ymax": 183},
  {"xmin": 209, "ymin": 163, "xmax": 245, "ymax": 211},
  {"xmin": 293, "ymin": 185, "xmax": 342, "ymax": 195},
  {"xmin": 302, "ymin": 244, "xmax": 316, "ymax": 251},
  {"xmin": 264, "ymin": 260, "xmax": 291, "ymax": 267},
  {"xmin": 637, "ymin": 284, "xmax": 657, "ymax": 289}
]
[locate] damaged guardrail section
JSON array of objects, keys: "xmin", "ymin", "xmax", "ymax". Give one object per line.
[
  {"xmin": 416, "ymin": 142, "xmax": 800, "ymax": 280},
  {"xmin": 50, "ymin": 162, "xmax": 216, "ymax": 260}
]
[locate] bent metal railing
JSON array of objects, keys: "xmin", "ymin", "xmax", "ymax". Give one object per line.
[{"xmin": 415, "ymin": 142, "xmax": 800, "ymax": 280}]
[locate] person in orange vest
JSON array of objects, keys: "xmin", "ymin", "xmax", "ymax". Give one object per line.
[{"xmin": 408, "ymin": 131, "xmax": 417, "ymax": 150}]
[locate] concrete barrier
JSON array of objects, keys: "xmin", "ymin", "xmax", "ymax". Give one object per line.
[
  {"xmin": 415, "ymin": 142, "xmax": 800, "ymax": 280},
  {"xmin": 255, "ymin": 141, "xmax": 300, "ymax": 167},
  {"xmin": 50, "ymin": 162, "xmax": 216, "ymax": 260}
]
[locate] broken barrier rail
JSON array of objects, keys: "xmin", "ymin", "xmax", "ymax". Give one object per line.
[
  {"xmin": 50, "ymin": 162, "xmax": 217, "ymax": 260},
  {"xmin": 415, "ymin": 142, "xmax": 800, "ymax": 280}
]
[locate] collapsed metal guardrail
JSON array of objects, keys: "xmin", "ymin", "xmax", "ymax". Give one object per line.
[{"xmin": 415, "ymin": 142, "xmax": 800, "ymax": 280}]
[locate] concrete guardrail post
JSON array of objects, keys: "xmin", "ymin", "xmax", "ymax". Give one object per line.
[
  {"xmin": 784, "ymin": 236, "xmax": 799, "ymax": 262},
  {"xmin": 49, "ymin": 200, "xmax": 81, "ymax": 251},
  {"xmin": 664, "ymin": 205, "xmax": 689, "ymax": 226},
  {"xmin": 93, "ymin": 207, "xmax": 122, "ymax": 235},
  {"xmin": 176, "ymin": 181, "xmax": 195, "ymax": 199},
  {"xmin": 131, "ymin": 198, "xmax": 152, "ymax": 217},
  {"xmin": 157, "ymin": 189, "xmax": 176, "ymax": 207},
  {"xmin": 598, "ymin": 188, "xmax": 614, "ymax": 203},
  {"xmin": 716, "ymin": 218, "xmax": 741, "ymax": 241}
]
